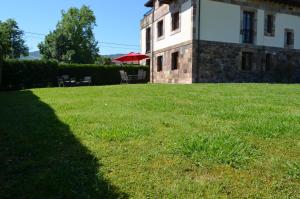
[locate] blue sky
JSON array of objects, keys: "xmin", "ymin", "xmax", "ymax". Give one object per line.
[{"xmin": 0, "ymin": 0, "xmax": 149, "ymax": 55}]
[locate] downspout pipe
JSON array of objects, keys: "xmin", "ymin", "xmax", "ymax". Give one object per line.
[
  {"xmin": 196, "ymin": 0, "xmax": 201, "ymax": 82},
  {"xmin": 151, "ymin": 1, "xmax": 155, "ymax": 83}
]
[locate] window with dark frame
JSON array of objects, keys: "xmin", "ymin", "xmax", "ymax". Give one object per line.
[
  {"xmin": 157, "ymin": 56, "xmax": 163, "ymax": 72},
  {"xmin": 241, "ymin": 52, "xmax": 253, "ymax": 71},
  {"xmin": 265, "ymin": 53, "xmax": 272, "ymax": 71},
  {"xmin": 146, "ymin": 59, "xmax": 151, "ymax": 67},
  {"xmin": 171, "ymin": 52, "xmax": 179, "ymax": 70},
  {"xmin": 157, "ymin": 20, "xmax": 164, "ymax": 38},
  {"xmin": 285, "ymin": 30, "xmax": 294, "ymax": 47},
  {"xmin": 171, "ymin": 12, "xmax": 180, "ymax": 31},
  {"xmin": 266, "ymin": 14, "xmax": 275, "ymax": 36},
  {"xmin": 242, "ymin": 11, "xmax": 255, "ymax": 44},
  {"xmin": 146, "ymin": 27, "xmax": 151, "ymax": 53}
]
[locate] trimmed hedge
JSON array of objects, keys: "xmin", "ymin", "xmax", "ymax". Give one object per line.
[
  {"xmin": 0, "ymin": 60, "xmax": 149, "ymax": 90},
  {"xmin": 58, "ymin": 64, "xmax": 149, "ymax": 85},
  {"xmin": 1, "ymin": 60, "xmax": 58, "ymax": 90}
]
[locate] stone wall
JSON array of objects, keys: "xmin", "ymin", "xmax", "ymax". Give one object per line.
[
  {"xmin": 194, "ymin": 40, "xmax": 300, "ymax": 83},
  {"xmin": 192, "ymin": 0, "xmax": 300, "ymax": 83},
  {"xmin": 152, "ymin": 42, "xmax": 193, "ymax": 83}
]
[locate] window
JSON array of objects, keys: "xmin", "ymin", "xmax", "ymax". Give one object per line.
[
  {"xmin": 285, "ymin": 29, "xmax": 294, "ymax": 48},
  {"xmin": 146, "ymin": 59, "xmax": 150, "ymax": 67},
  {"xmin": 157, "ymin": 20, "xmax": 164, "ymax": 38},
  {"xmin": 241, "ymin": 52, "xmax": 253, "ymax": 71},
  {"xmin": 146, "ymin": 27, "xmax": 151, "ymax": 53},
  {"xmin": 287, "ymin": 32, "xmax": 293, "ymax": 45},
  {"xmin": 171, "ymin": 12, "xmax": 180, "ymax": 31},
  {"xmin": 265, "ymin": 53, "xmax": 272, "ymax": 71},
  {"xmin": 265, "ymin": 14, "xmax": 275, "ymax": 36},
  {"xmin": 171, "ymin": 52, "xmax": 179, "ymax": 70},
  {"xmin": 157, "ymin": 56, "xmax": 163, "ymax": 72},
  {"xmin": 242, "ymin": 11, "xmax": 255, "ymax": 44}
]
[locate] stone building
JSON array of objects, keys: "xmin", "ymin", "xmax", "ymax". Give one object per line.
[{"xmin": 140, "ymin": 0, "xmax": 300, "ymax": 83}]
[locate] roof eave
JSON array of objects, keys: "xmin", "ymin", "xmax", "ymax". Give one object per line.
[
  {"xmin": 268, "ymin": 0, "xmax": 300, "ymax": 6},
  {"xmin": 145, "ymin": 0, "xmax": 153, "ymax": 7}
]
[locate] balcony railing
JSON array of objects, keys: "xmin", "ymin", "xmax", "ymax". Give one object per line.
[{"xmin": 144, "ymin": 9, "xmax": 153, "ymax": 17}]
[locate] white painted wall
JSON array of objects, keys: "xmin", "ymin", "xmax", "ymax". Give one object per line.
[
  {"xmin": 199, "ymin": 0, "xmax": 300, "ymax": 49},
  {"xmin": 153, "ymin": 0, "xmax": 193, "ymax": 51},
  {"xmin": 259, "ymin": 13, "xmax": 300, "ymax": 49},
  {"xmin": 256, "ymin": 9, "xmax": 265, "ymax": 45},
  {"xmin": 200, "ymin": 0, "xmax": 241, "ymax": 43},
  {"xmin": 141, "ymin": 0, "xmax": 300, "ymax": 53}
]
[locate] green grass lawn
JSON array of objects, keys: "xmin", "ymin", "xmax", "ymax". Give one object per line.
[{"xmin": 1, "ymin": 84, "xmax": 300, "ymax": 198}]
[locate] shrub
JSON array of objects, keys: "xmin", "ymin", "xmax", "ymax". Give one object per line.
[
  {"xmin": 178, "ymin": 134, "xmax": 258, "ymax": 168},
  {"xmin": 1, "ymin": 60, "xmax": 58, "ymax": 90},
  {"xmin": 1, "ymin": 60, "xmax": 149, "ymax": 90},
  {"xmin": 58, "ymin": 64, "xmax": 149, "ymax": 86}
]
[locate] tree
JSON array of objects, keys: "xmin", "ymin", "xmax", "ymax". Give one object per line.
[
  {"xmin": 39, "ymin": 6, "xmax": 99, "ymax": 64},
  {"xmin": 0, "ymin": 19, "xmax": 29, "ymax": 59},
  {"xmin": 0, "ymin": 21, "xmax": 11, "ymax": 59},
  {"xmin": 0, "ymin": 19, "xmax": 28, "ymax": 87},
  {"xmin": 95, "ymin": 56, "xmax": 112, "ymax": 65},
  {"xmin": 0, "ymin": 24, "xmax": 9, "ymax": 88}
]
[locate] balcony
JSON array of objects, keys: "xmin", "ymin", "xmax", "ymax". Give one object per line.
[
  {"xmin": 144, "ymin": 8, "xmax": 153, "ymax": 17},
  {"xmin": 141, "ymin": 9, "xmax": 153, "ymax": 29}
]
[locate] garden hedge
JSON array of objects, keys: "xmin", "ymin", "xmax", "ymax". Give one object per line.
[{"xmin": 0, "ymin": 60, "xmax": 149, "ymax": 90}]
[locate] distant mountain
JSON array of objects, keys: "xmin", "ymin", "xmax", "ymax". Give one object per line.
[{"xmin": 20, "ymin": 51, "xmax": 41, "ymax": 60}]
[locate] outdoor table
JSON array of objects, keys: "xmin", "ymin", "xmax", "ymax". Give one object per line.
[
  {"xmin": 64, "ymin": 79, "xmax": 77, "ymax": 86},
  {"xmin": 128, "ymin": 75, "xmax": 138, "ymax": 81}
]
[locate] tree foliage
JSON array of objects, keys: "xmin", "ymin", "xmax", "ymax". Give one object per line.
[
  {"xmin": 0, "ymin": 27, "xmax": 10, "ymax": 60},
  {"xmin": 39, "ymin": 6, "xmax": 99, "ymax": 64},
  {"xmin": 95, "ymin": 56, "xmax": 112, "ymax": 65},
  {"xmin": 0, "ymin": 19, "xmax": 29, "ymax": 59}
]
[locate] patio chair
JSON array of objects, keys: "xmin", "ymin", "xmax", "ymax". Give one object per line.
[
  {"xmin": 80, "ymin": 76, "xmax": 92, "ymax": 86},
  {"xmin": 70, "ymin": 77, "xmax": 77, "ymax": 86},
  {"xmin": 61, "ymin": 75, "xmax": 70, "ymax": 81},
  {"xmin": 120, "ymin": 70, "xmax": 129, "ymax": 84}
]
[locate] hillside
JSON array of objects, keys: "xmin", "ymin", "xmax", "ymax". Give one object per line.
[{"xmin": 20, "ymin": 51, "xmax": 41, "ymax": 60}]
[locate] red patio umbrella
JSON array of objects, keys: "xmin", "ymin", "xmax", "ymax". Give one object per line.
[{"xmin": 114, "ymin": 52, "xmax": 149, "ymax": 64}]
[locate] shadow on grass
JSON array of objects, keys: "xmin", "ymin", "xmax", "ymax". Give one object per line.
[{"xmin": 0, "ymin": 90, "xmax": 127, "ymax": 199}]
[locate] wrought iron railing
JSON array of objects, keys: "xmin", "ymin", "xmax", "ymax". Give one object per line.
[{"xmin": 144, "ymin": 9, "xmax": 154, "ymax": 17}]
